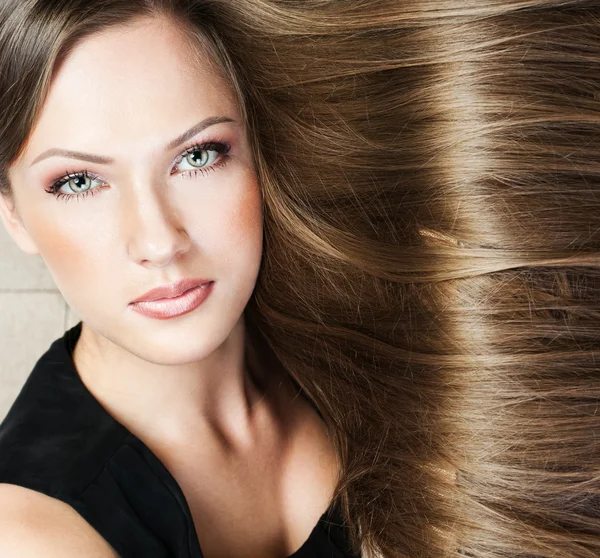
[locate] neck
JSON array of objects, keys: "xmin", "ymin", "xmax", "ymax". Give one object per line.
[{"xmin": 71, "ymin": 317, "xmax": 285, "ymax": 455}]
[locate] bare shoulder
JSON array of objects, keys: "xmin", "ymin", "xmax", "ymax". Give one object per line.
[{"xmin": 0, "ymin": 483, "xmax": 119, "ymax": 557}]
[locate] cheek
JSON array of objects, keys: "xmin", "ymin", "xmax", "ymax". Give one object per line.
[
  {"xmin": 22, "ymin": 207, "xmax": 111, "ymax": 297},
  {"xmin": 226, "ymin": 177, "xmax": 263, "ymax": 254},
  {"xmin": 189, "ymin": 172, "xmax": 263, "ymax": 271}
]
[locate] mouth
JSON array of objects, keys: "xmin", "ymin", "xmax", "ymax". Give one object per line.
[{"xmin": 129, "ymin": 281, "xmax": 214, "ymax": 320}]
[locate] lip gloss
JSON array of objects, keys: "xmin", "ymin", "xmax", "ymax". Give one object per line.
[{"xmin": 129, "ymin": 281, "xmax": 214, "ymax": 319}]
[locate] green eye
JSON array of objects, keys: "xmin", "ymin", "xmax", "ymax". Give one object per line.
[
  {"xmin": 173, "ymin": 141, "xmax": 230, "ymax": 176},
  {"xmin": 185, "ymin": 148, "xmax": 210, "ymax": 168},
  {"xmin": 46, "ymin": 170, "xmax": 104, "ymax": 199},
  {"xmin": 66, "ymin": 174, "xmax": 93, "ymax": 193}
]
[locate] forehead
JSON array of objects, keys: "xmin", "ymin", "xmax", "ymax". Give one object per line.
[{"xmin": 21, "ymin": 17, "xmax": 237, "ymax": 162}]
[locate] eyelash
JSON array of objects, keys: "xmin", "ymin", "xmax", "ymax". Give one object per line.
[{"xmin": 44, "ymin": 140, "xmax": 232, "ymax": 202}]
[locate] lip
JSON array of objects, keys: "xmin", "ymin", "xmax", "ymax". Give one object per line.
[
  {"xmin": 130, "ymin": 278, "xmax": 212, "ymax": 303},
  {"xmin": 129, "ymin": 281, "xmax": 214, "ymax": 320}
]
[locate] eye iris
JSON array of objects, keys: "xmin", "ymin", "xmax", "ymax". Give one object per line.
[
  {"xmin": 186, "ymin": 149, "xmax": 209, "ymax": 168},
  {"xmin": 69, "ymin": 174, "xmax": 90, "ymax": 193}
]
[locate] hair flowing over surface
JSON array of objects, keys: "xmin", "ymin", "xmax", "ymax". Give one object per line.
[{"xmin": 1, "ymin": 1, "xmax": 600, "ymax": 557}]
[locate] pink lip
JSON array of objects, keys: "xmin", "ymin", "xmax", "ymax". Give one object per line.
[
  {"xmin": 129, "ymin": 281, "xmax": 214, "ymax": 320},
  {"xmin": 131, "ymin": 278, "xmax": 212, "ymax": 303}
]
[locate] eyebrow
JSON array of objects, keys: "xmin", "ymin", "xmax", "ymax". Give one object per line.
[{"xmin": 29, "ymin": 115, "xmax": 235, "ymax": 167}]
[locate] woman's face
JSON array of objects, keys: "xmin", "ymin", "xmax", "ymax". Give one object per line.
[{"xmin": 1, "ymin": 17, "xmax": 263, "ymax": 364}]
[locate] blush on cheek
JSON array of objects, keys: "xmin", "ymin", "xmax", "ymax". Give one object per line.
[
  {"xmin": 229, "ymin": 176, "xmax": 263, "ymax": 250},
  {"xmin": 27, "ymin": 215, "xmax": 99, "ymax": 304},
  {"xmin": 242, "ymin": 179, "xmax": 263, "ymax": 227}
]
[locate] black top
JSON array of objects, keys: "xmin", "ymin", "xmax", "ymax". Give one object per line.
[{"xmin": 0, "ymin": 322, "xmax": 359, "ymax": 558}]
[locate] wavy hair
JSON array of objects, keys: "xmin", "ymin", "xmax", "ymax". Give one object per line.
[{"xmin": 1, "ymin": 1, "xmax": 600, "ymax": 557}]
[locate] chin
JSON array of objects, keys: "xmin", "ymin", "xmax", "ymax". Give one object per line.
[{"xmin": 124, "ymin": 316, "xmax": 241, "ymax": 365}]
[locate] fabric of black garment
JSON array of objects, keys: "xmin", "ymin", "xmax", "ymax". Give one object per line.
[{"xmin": 0, "ymin": 322, "xmax": 360, "ymax": 558}]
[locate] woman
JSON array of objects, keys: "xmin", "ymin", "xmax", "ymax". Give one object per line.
[
  {"xmin": 1, "ymin": 1, "xmax": 600, "ymax": 558},
  {"xmin": 0, "ymin": 2, "xmax": 354, "ymax": 557}
]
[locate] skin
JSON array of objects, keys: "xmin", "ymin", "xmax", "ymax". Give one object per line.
[{"xmin": 0, "ymin": 16, "xmax": 340, "ymax": 556}]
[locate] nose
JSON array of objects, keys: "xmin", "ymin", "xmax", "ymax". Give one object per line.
[{"xmin": 123, "ymin": 180, "xmax": 192, "ymax": 268}]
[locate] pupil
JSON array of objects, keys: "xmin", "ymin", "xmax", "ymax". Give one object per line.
[
  {"xmin": 189, "ymin": 150, "xmax": 206, "ymax": 166},
  {"xmin": 72, "ymin": 176, "xmax": 87, "ymax": 191}
]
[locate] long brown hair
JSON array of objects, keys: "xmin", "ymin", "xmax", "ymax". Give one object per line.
[{"xmin": 2, "ymin": 1, "xmax": 600, "ymax": 556}]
